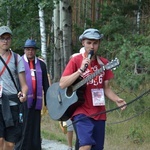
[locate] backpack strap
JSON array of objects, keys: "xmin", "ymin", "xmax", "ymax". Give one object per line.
[
  {"xmin": 13, "ymin": 52, "xmax": 18, "ymax": 68},
  {"xmin": 13, "ymin": 52, "xmax": 21, "ymax": 92}
]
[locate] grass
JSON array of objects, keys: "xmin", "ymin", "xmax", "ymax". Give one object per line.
[
  {"xmin": 41, "ymin": 88, "xmax": 150, "ymax": 150},
  {"xmin": 41, "ymin": 113, "xmax": 69, "ymax": 144},
  {"xmin": 41, "ymin": 110, "xmax": 150, "ymax": 150},
  {"xmin": 104, "ymin": 113, "xmax": 150, "ymax": 150}
]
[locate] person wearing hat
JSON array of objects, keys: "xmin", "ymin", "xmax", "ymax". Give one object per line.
[
  {"xmin": 59, "ymin": 28, "xmax": 126, "ymax": 150},
  {"xmin": 16, "ymin": 39, "xmax": 50, "ymax": 150},
  {"xmin": 0, "ymin": 25, "xmax": 28, "ymax": 150}
]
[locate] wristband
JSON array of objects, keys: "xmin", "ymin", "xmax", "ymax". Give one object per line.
[
  {"xmin": 78, "ymin": 69, "xmax": 82, "ymax": 74},
  {"xmin": 79, "ymin": 68, "xmax": 84, "ymax": 73}
]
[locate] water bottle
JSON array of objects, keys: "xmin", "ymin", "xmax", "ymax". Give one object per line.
[{"xmin": 19, "ymin": 113, "xmax": 23, "ymax": 123}]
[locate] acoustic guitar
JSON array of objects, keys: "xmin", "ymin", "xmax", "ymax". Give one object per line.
[{"xmin": 46, "ymin": 58, "xmax": 120, "ymax": 121}]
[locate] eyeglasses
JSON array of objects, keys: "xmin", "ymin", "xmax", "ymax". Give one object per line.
[{"xmin": 0, "ymin": 37, "xmax": 12, "ymax": 42}]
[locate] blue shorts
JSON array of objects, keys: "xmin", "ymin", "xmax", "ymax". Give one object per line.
[{"xmin": 73, "ymin": 114, "xmax": 105, "ymax": 150}]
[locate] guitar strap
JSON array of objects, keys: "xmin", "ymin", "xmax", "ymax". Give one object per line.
[{"xmin": 96, "ymin": 56, "xmax": 104, "ymax": 66}]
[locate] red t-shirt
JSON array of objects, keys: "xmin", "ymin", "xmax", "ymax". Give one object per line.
[{"xmin": 62, "ymin": 54, "xmax": 114, "ymax": 120}]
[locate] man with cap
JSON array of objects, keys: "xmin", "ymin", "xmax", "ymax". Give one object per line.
[
  {"xmin": 17, "ymin": 39, "xmax": 50, "ymax": 150},
  {"xmin": 59, "ymin": 28, "xmax": 126, "ymax": 150},
  {"xmin": 0, "ymin": 25, "xmax": 28, "ymax": 150}
]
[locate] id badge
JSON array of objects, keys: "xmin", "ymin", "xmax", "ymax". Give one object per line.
[
  {"xmin": 0, "ymin": 81, "xmax": 3, "ymax": 98},
  {"xmin": 30, "ymin": 69, "xmax": 35, "ymax": 77},
  {"xmin": 91, "ymin": 88, "xmax": 105, "ymax": 106}
]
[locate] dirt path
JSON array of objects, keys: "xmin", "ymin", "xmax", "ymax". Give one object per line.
[{"xmin": 42, "ymin": 139, "xmax": 70, "ymax": 150}]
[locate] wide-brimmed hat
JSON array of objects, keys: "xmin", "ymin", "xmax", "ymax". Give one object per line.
[
  {"xmin": 0, "ymin": 26, "xmax": 12, "ymax": 36},
  {"xmin": 24, "ymin": 39, "xmax": 39, "ymax": 49},
  {"xmin": 79, "ymin": 28, "xmax": 103, "ymax": 42}
]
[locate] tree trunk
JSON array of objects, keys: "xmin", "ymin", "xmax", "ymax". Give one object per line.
[
  {"xmin": 53, "ymin": 0, "xmax": 61, "ymax": 82},
  {"xmin": 136, "ymin": 0, "xmax": 141, "ymax": 34},
  {"xmin": 60, "ymin": 0, "xmax": 72, "ymax": 71},
  {"xmin": 7, "ymin": 5, "xmax": 11, "ymax": 26},
  {"xmin": 38, "ymin": 3, "xmax": 47, "ymax": 63}
]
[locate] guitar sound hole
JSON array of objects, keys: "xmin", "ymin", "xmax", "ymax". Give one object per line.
[{"xmin": 66, "ymin": 86, "xmax": 73, "ymax": 97}]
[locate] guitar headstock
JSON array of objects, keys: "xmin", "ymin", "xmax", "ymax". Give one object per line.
[{"xmin": 105, "ymin": 58, "xmax": 120, "ymax": 70}]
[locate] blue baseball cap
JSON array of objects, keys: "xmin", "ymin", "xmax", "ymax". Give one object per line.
[
  {"xmin": 79, "ymin": 28, "xmax": 103, "ymax": 42},
  {"xmin": 24, "ymin": 39, "xmax": 39, "ymax": 49}
]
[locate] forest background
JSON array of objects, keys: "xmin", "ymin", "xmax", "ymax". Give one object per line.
[{"xmin": 0, "ymin": 0, "xmax": 150, "ymax": 149}]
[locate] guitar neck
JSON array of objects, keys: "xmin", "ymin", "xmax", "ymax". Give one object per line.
[
  {"xmin": 72, "ymin": 66, "xmax": 105, "ymax": 91},
  {"xmin": 72, "ymin": 58, "xmax": 120, "ymax": 92}
]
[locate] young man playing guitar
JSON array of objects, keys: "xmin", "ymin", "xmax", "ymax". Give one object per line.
[{"xmin": 59, "ymin": 28, "xmax": 126, "ymax": 150}]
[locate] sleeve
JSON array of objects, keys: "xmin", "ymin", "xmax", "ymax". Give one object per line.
[
  {"xmin": 39, "ymin": 60, "xmax": 50, "ymax": 106},
  {"xmin": 15, "ymin": 53, "xmax": 25, "ymax": 73},
  {"xmin": 62, "ymin": 56, "xmax": 82, "ymax": 76}
]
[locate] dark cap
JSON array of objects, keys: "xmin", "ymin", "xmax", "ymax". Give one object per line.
[{"xmin": 24, "ymin": 39, "xmax": 39, "ymax": 49}]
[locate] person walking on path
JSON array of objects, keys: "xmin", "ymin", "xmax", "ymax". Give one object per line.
[
  {"xmin": 66, "ymin": 119, "xmax": 79, "ymax": 150},
  {"xmin": 0, "ymin": 25, "xmax": 28, "ymax": 150},
  {"xmin": 17, "ymin": 39, "xmax": 50, "ymax": 150},
  {"xmin": 59, "ymin": 28, "xmax": 126, "ymax": 150}
]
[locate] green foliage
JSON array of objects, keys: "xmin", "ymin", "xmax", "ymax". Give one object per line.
[
  {"xmin": 128, "ymin": 124, "xmax": 145, "ymax": 144},
  {"xmin": 116, "ymin": 34, "xmax": 150, "ymax": 89},
  {"xmin": 0, "ymin": 0, "xmax": 54, "ymax": 55}
]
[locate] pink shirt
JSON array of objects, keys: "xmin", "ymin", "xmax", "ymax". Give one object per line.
[{"xmin": 62, "ymin": 54, "xmax": 114, "ymax": 120}]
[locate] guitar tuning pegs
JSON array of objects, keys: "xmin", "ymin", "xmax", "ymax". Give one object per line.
[{"xmin": 115, "ymin": 57, "xmax": 120, "ymax": 63}]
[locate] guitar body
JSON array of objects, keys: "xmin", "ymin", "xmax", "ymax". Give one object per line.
[{"xmin": 46, "ymin": 81, "xmax": 85, "ymax": 121}]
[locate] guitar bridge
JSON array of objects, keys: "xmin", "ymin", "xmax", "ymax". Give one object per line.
[{"xmin": 58, "ymin": 92, "xmax": 62, "ymax": 104}]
